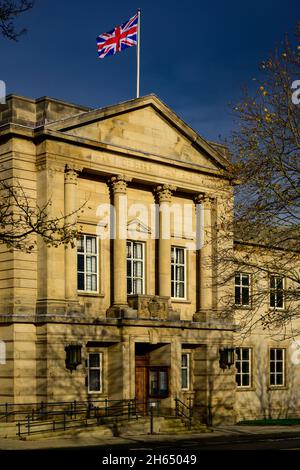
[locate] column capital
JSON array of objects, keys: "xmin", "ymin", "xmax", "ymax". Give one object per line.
[
  {"xmin": 64, "ymin": 165, "xmax": 82, "ymax": 183},
  {"xmin": 155, "ymin": 184, "xmax": 177, "ymax": 204},
  {"xmin": 194, "ymin": 193, "xmax": 215, "ymax": 206},
  {"xmin": 109, "ymin": 174, "xmax": 132, "ymax": 194}
]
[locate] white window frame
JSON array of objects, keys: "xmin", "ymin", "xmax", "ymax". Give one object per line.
[
  {"xmin": 87, "ymin": 352, "xmax": 102, "ymax": 393},
  {"xmin": 126, "ymin": 240, "xmax": 145, "ymax": 295},
  {"xmin": 171, "ymin": 246, "xmax": 187, "ymax": 300},
  {"xmin": 269, "ymin": 275, "xmax": 285, "ymax": 310},
  {"xmin": 235, "ymin": 272, "xmax": 250, "ymax": 307},
  {"xmin": 77, "ymin": 234, "xmax": 99, "ymax": 293},
  {"xmin": 181, "ymin": 353, "xmax": 190, "ymax": 390},
  {"xmin": 235, "ymin": 347, "xmax": 252, "ymax": 388},
  {"xmin": 270, "ymin": 348, "xmax": 285, "ymax": 387}
]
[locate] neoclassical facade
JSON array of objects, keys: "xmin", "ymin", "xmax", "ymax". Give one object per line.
[{"xmin": 0, "ymin": 94, "xmax": 299, "ymax": 424}]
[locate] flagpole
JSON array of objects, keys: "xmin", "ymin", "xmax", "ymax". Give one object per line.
[{"xmin": 136, "ymin": 8, "xmax": 141, "ymax": 98}]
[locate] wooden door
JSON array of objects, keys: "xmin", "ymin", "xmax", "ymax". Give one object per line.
[{"xmin": 135, "ymin": 355, "xmax": 148, "ymax": 414}]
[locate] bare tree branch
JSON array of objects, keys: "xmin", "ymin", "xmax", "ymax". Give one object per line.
[
  {"xmin": 0, "ymin": 0, "xmax": 34, "ymax": 40},
  {"xmin": 216, "ymin": 29, "xmax": 300, "ymax": 339},
  {"xmin": 0, "ymin": 179, "xmax": 85, "ymax": 252}
]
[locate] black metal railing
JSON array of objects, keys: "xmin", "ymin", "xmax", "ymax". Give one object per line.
[
  {"xmin": 175, "ymin": 398, "xmax": 193, "ymax": 430},
  {"xmin": 15, "ymin": 399, "xmax": 138, "ymax": 437},
  {"xmin": 0, "ymin": 399, "xmax": 133, "ymax": 423}
]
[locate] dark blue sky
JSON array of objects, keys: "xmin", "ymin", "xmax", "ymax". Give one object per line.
[{"xmin": 0, "ymin": 0, "xmax": 298, "ymax": 141}]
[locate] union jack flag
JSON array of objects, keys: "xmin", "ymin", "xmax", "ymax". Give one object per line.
[{"xmin": 97, "ymin": 13, "xmax": 138, "ymax": 59}]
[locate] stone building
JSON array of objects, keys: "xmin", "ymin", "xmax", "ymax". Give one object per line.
[{"xmin": 0, "ymin": 94, "xmax": 299, "ymax": 424}]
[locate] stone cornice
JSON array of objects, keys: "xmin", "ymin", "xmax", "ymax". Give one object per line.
[
  {"xmin": 0, "ymin": 315, "xmax": 237, "ymax": 332},
  {"xmin": 0, "ymin": 125, "xmax": 234, "ymax": 182}
]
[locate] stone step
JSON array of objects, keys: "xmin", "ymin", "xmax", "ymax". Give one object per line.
[{"xmin": 117, "ymin": 417, "xmax": 209, "ymax": 436}]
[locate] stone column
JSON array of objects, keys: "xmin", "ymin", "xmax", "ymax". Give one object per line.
[
  {"xmin": 155, "ymin": 184, "xmax": 176, "ymax": 298},
  {"xmin": 195, "ymin": 194, "xmax": 214, "ymax": 315},
  {"xmin": 64, "ymin": 166, "xmax": 79, "ymax": 303},
  {"xmin": 110, "ymin": 175, "xmax": 131, "ymax": 309}
]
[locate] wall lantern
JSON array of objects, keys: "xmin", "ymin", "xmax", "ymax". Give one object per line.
[
  {"xmin": 219, "ymin": 348, "xmax": 235, "ymax": 370},
  {"xmin": 65, "ymin": 344, "xmax": 82, "ymax": 372}
]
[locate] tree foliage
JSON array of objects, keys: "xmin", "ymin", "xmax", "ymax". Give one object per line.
[{"xmin": 218, "ymin": 30, "xmax": 300, "ymax": 337}]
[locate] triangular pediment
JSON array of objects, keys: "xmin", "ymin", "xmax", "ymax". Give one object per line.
[
  {"xmin": 127, "ymin": 217, "xmax": 151, "ymax": 235},
  {"xmin": 46, "ymin": 95, "xmax": 230, "ymax": 173}
]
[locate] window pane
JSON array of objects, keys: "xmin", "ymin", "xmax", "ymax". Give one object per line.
[
  {"xmin": 177, "ymin": 266, "xmax": 185, "ymax": 281},
  {"xmin": 135, "ymin": 279, "xmax": 143, "ymax": 294},
  {"xmin": 270, "ymin": 276, "xmax": 275, "ymax": 289},
  {"xmin": 89, "ymin": 353, "xmax": 100, "ymax": 368},
  {"xmin": 171, "ymin": 282, "xmax": 175, "ymax": 298},
  {"xmin": 159, "ymin": 371, "xmax": 168, "ymax": 392},
  {"xmin": 242, "ymin": 349, "xmax": 249, "ymax": 360},
  {"xmin": 77, "ymin": 254, "xmax": 84, "ymax": 272},
  {"xmin": 134, "ymin": 261, "xmax": 143, "ymax": 277},
  {"xmin": 127, "ymin": 260, "xmax": 132, "ymax": 276},
  {"xmin": 127, "ymin": 242, "xmax": 132, "ymax": 258},
  {"xmin": 178, "ymin": 283, "xmax": 185, "ymax": 298},
  {"xmin": 91, "ymin": 274, "xmax": 97, "ymax": 291},
  {"xmin": 89, "ymin": 369, "xmax": 100, "ymax": 391},
  {"xmin": 127, "ymin": 278, "xmax": 132, "ymax": 295},
  {"xmin": 86, "ymin": 237, "xmax": 95, "ymax": 253},
  {"xmin": 182, "ymin": 354, "xmax": 188, "ymax": 367},
  {"xmin": 270, "ymin": 349, "xmax": 275, "ymax": 361},
  {"xmin": 277, "ymin": 277, "xmax": 283, "ymax": 290},
  {"xmin": 235, "ymin": 287, "xmax": 241, "ymax": 305},
  {"xmin": 270, "ymin": 373, "xmax": 275, "ymax": 385},
  {"xmin": 134, "ymin": 243, "xmax": 142, "ymax": 259},
  {"xmin": 277, "ymin": 291, "xmax": 283, "ymax": 308},
  {"xmin": 181, "ymin": 369, "xmax": 188, "ymax": 389},
  {"xmin": 235, "ymin": 348, "xmax": 241, "ymax": 360},
  {"xmin": 176, "ymin": 249, "xmax": 184, "ymax": 264},
  {"xmin": 86, "ymin": 256, "xmax": 97, "ymax": 273},
  {"xmin": 86, "ymin": 275, "xmax": 94, "ymax": 291},
  {"xmin": 235, "ymin": 273, "xmax": 241, "ymax": 285},
  {"xmin": 242, "ymin": 375, "xmax": 250, "ymax": 386},
  {"xmin": 242, "ymin": 274, "xmax": 249, "ymax": 286},
  {"xmin": 242, "ymin": 362, "xmax": 249, "ymax": 373},
  {"xmin": 236, "ymin": 375, "xmax": 241, "ymax": 386},
  {"xmin": 150, "ymin": 371, "xmax": 158, "ymax": 396},
  {"xmin": 277, "ymin": 374, "xmax": 283, "ymax": 385},
  {"xmin": 77, "ymin": 237, "xmax": 84, "ymax": 252},
  {"xmin": 270, "ymin": 292, "xmax": 276, "ymax": 308},
  {"xmin": 242, "ymin": 287, "xmax": 249, "ymax": 305},
  {"xmin": 270, "ymin": 362, "xmax": 275, "ymax": 373},
  {"xmin": 77, "ymin": 273, "xmax": 84, "ymax": 290},
  {"xmin": 276, "ymin": 349, "xmax": 283, "ymax": 361}
]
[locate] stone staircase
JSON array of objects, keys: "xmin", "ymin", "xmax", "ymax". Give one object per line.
[{"xmin": 116, "ymin": 416, "xmax": 209, "ymax": 436}]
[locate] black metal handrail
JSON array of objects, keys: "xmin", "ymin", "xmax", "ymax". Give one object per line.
[
  {"xmin": 15, "ymin": 399, "xmax": 138, "ymax": 437},
  {"xmin": 175, "ymin": 398, "xmax": 193, "ymax": 430},
  {"xmin": 0, "ymin": 398, "xmax": 131, "ymax": 423}
]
